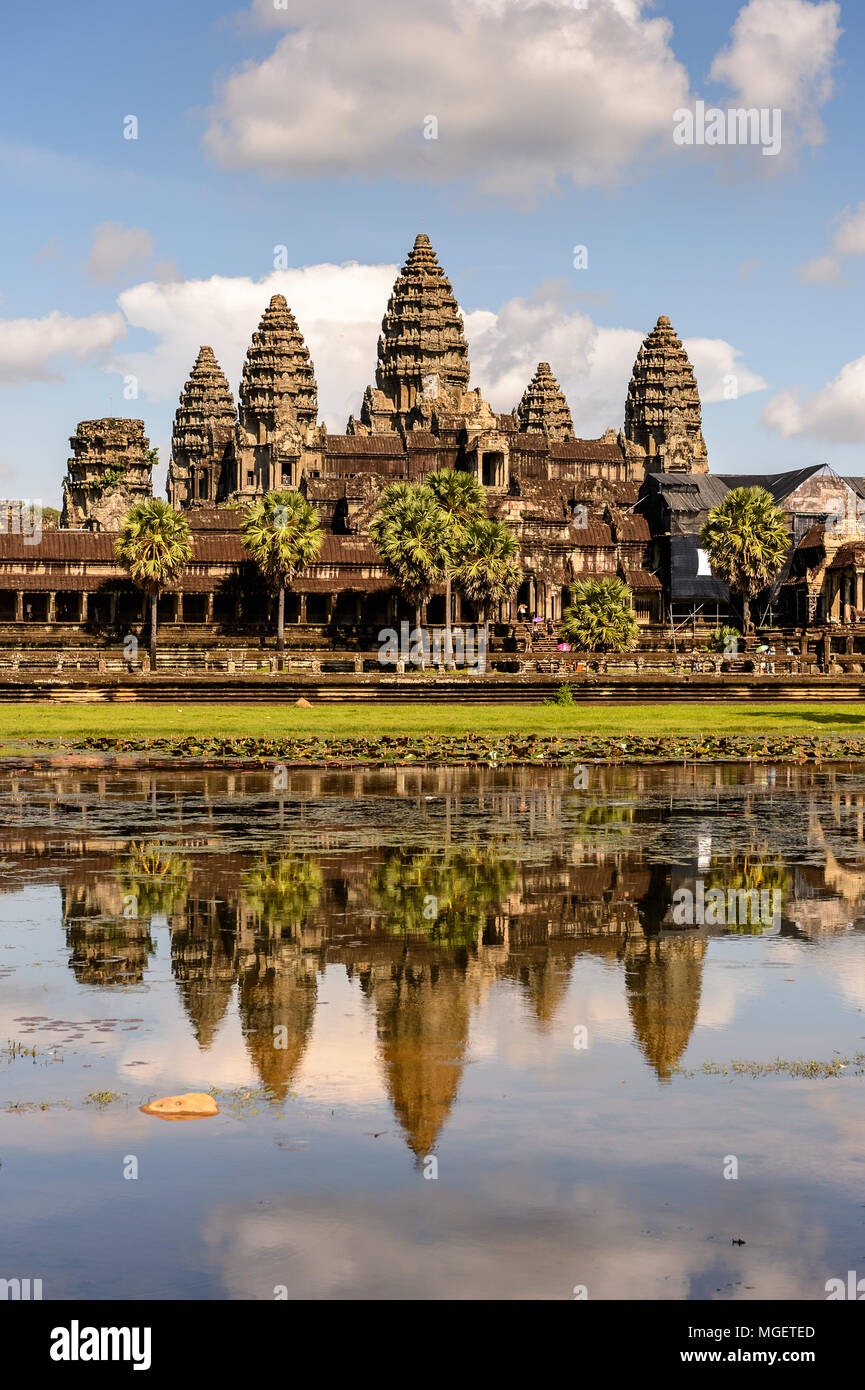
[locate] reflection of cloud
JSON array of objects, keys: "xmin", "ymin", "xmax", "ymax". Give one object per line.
[{"xmin": 200, "ymin": 1178, "xmax": 837, "ymax": 1301}]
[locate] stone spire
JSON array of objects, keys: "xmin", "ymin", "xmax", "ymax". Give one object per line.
[
  {"xmin": 624, "ymin": 315, "xmax": 707, "ymax": 473},
  {"xmin": 168, "ymin": 346, "xmax": 237, "ymax": 507},
  {"xmin": 234, "ymin": 295, "xmax": 319, "ymax": 495},
  {"xmin": 359, "ymin": 233, "xmax": 470, "ymax": 433},
  {"xmin": 239, "ymin": 294, "xmax": 318, "ymax": 434},
  {"xmin": 515, "ymin": 362, "xmax": 574, "ymax": 441}
]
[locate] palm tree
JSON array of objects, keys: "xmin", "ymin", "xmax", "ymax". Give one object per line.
[
  {"xmin": 699, "ymin": 487, "xmax": 789, "ymax": 634},
  {"xmin": 115, "ymin": 498, "xmax": 193, "ymax": 670},
  {"xmin": 370, "ymin": 484, "xmax": 452, "ymax": 655},
  {"xmin": 560, "ymin": 576, "xmax": 638, "ymax": 653},
  {"xmin": 426, "ymin": 469, "xmax": 486, "ymax": 667},
  {"xmin": 241, "ymin": 491, "xmax": 323, "ymax": 657},
  {"xmin": 454, "ymin": 518, "xmax": 521, "ymax": 658}
]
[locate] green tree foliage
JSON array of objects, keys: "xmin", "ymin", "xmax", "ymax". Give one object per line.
[
  {"xmin": 699, "ymin": 487, "xmax": 789, "ymax": 633},
  {"xmin": 560, "ymin": 576, "xmax": 638, "ymax": 653},
  {"xmin": 426, "ymin": 470, "xmax": 486, "ymax": 666},
  {"xmin": 115, "ymin": 498, "xmax": 193, "ymax": 668},
  {"xmin": 453, "ymin": 517, "xmax": 521, "ymax": 653},
  {"xmin": 241, "ymin": 491, "xmax": 323, "ymax": 655},
  {"xmin": 370, "ymin": 483, "xmax": 453, "ymax": 648},
  {"xmin": 241, "ymin": 854, "xmax": 323, "ymax": 930},
  {"xmin": 370, "ymin": 846, "xmax": 518, "ymax": 946}
]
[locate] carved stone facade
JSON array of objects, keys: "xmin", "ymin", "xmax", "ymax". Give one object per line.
[
  {"xmin": 166, "ymin": 233, "xmax": 674, "ymax": 515},
  {"xmin": 60, "ymin": 419, "xmax": 154, "ymax": 531},
  {"xmin": 6, "ymin": 235, "xmax": 759, "ymax": 636},
  {"xmin": 625, "ymin": 315, "xmax": 708, "ymax": 474},
  {"xmin": 515, "ymin": 362, "xmax": 575, "ymax": 441},
  {"xmin": 167, "ymin": 347, "xmax": 236, "ymax": 508}
]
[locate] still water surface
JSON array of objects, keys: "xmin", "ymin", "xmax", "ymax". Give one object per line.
[{"xmin": 1, "ymin": 762, "xmax": 864, "ymax": 1300}]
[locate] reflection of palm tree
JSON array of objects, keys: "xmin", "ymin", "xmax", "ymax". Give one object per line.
[
  {"xmin": 573, "ymin": 805, "xmax": 636, "ymax": 834},
  {"xmin": 241, "ymin": 854, "xmax": 323, "ymax": 930},
  {"xmin": 118, "ymin": 843, "xmax": 190, "ymax": 919},
  {"xmin": 370, "ymin": 847, "xmax": 517, "ymax": 946},
  {"xmin": 703, "ymin": 854, "xmax": 789, "ymax": 934}
]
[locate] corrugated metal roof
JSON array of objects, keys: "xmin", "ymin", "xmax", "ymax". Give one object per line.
[
  {"xmin": 717, "ymin": 465, "xmax": 828, "ymax": 503},
  {"xmin": 650, "ymin": 474, "xmax": 730, "ymax": 512}
]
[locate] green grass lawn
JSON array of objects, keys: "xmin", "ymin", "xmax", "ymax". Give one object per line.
[{"xmin": 2, "ymin": 700, "xmax": 865, "ymax": 746}]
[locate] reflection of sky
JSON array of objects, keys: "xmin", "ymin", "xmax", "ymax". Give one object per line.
[{"xmin": 3, "ymin": 773, "xmax": 865, "ymax": 1299}]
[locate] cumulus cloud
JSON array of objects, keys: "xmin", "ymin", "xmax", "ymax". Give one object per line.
[
  {"xmin": 0, "ymin": 309, "xmax": 126, "ymax": 385},
  {"xmin": 709, "ymin": 0, "xmax": 842, "ymax": 150},
  {"xmin": 799, "ymin": 203, "xmax": 865, "ymax": 285},
  {"xmin": 763, "ymin": 355, "xmax": 865, "ymax": 443},
  {"xmin": 205, "ymin": 0, "xmax": 692, "ymax": 200},
  {"xmin": 87, "ymin": 222, "xmax": 156, "ymax": 283},
  {"xmin": 111, "ymin": 263, "xmax": 397, "ymax": 426},
  {"xmin": 106, "ymin": 263, "xmax": 765, "ymax": 438}
]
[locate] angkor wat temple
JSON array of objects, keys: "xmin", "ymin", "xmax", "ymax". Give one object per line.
[{"xmin": 2, "ymin": 233, "xmax": 864, "ymax": 659}]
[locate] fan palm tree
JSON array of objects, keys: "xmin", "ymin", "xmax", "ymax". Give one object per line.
[
  {"xmin": 699, "ymin": 487, "xmax": 789, "ymax": 634},
  {"xmin": 560, "ymin": 576, "xmax": 638, "ymax": 653},
  {"xmin": 241, "ymin": 491, "xmax": 323, "ymax": 656},
  {"xmin": 370, "ymin": 484, "xmax": 452, "ymax": 657},
  {"xmin": 115, "ymin": 498, "xmax": 193, "ymax": 669},
  {"xmin": 454, "ymin": 517, "xmax": 521, "ymax": 657},
  {"xmin": 426, "ymin": 469, "xmax": 486, "ymax": 667}
]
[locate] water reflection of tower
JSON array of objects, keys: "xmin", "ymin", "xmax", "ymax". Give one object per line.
[
  {"xmin": 622, "ymin": 935, "xmax": 707, "ymax": 1081},
  {"xmin": 237, "ymin": 939, "xmax": 318, "ymax": 1099},
  {"xmin": 171, "ymin": 897, "xmax": 239, "ymax": 1049},
  {"xmin": 61, "ymin": 879, "xmax": 155, "ymax": 986},
  {"xmin": 360, "ymin": 950, "xmax": 473, "ymax": 1157}
]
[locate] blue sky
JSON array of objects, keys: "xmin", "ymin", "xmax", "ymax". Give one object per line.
[{"xmin": 0, "ymin": 0, "xmax": 862, "ymax": 506}]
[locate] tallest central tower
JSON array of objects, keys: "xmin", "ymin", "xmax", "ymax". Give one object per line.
[{"xmin": 350, "ymin": 234, "xmax": 474, "ymax": 435}]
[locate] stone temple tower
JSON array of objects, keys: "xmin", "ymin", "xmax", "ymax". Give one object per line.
[
  {"xmin": 233, "ymin": 294, "xmax": 319, "ymax": 496},
  {"xmin": 350, "ymin": 233, "xmax": 475, "ymax": 435},
  {"xmin": 514, "ymin": 362, "xmax": 575, "ymax": 441},
  {"xmin": 167, "ymin": 347, "xmax": 236, "ymax": 508},
  {"xmin": 625, "ymin": 315, "xmax": 708, "ymax": 474},
  {"xmin": 61, "ymin": 419, "xmax": 154, "ymax": 530}
]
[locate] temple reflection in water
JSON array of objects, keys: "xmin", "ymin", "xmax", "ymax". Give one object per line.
[{"xmin": 2, "ymin": 761, "xmax": 865, "ymax": 1156}]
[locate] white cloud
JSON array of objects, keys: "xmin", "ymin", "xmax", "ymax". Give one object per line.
[
  {"xmin": 0, "ymin": 309, "xmax": 126, "ymax": 385},
  {"xmin": 799, "ymin": 203, "xmax": 865, "ymax": 285},
  {"xmin": 112, "ymin": 263, "xmax": 397, "ymax": 427},
  {"xmin": 205, "ymin": 0, "xmax": 692, "ymax": 200},
  {"xmin": 709, "ymin": 0, "xmax": 842, "ymax": 150},
  {"xmin": 87, "ymin": 222, "xmax": 155, "ymax": 283},
  {"xmin": 107, "ymin": 263, "xmax": 765, "ymax": 439},
  {"xmin": 684, "ymin": 337, "xmax": 768, "ymax": 403},
  {"xmin": 763, "ymin": 355, "xmax": 865, "ymax": 444}
]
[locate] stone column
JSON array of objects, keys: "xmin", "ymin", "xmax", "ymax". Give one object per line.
[
  {"xmin": 175, "ymin": 593, "xmax": 183, "ymax": 624},
  {"xmin": 79, "ymin": 592, "xmax": 88, "ymax": 624},
  {"xmin": 205, "ymin": 592, "xmax": 214, "ymax": 625},
  {"xmin": 300, "ymin": 594, "xmax": 307, "ymax": 624},
  {"xmin": 47, "ymin": 592, "xmax": 56, "ymax": 623},
  {"xmin": 15, "ymin": 591, "xmax": 23, "ymax": 622}
]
